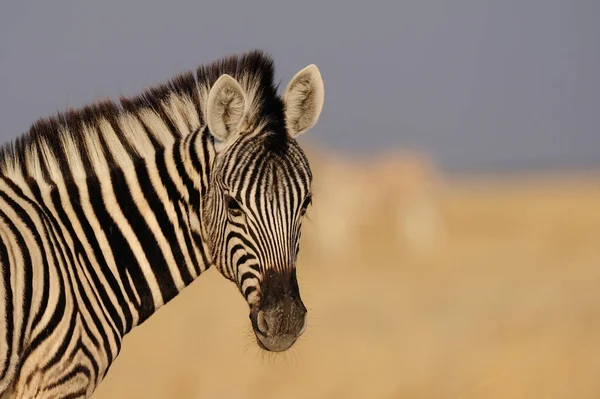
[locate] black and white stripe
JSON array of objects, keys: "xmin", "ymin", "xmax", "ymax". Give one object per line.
[{"xmin": 0, "ymin": 49, "xmax": 324, "ymax": 398}]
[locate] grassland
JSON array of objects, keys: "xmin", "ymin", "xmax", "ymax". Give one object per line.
[{"xmin": 93, "ymin": 170, "xmax": 600, "ymax": 399}]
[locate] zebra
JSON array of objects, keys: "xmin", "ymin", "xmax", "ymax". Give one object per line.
[{"xmin": 0, "ymin": 50, "xmax": 325, "ymax": 398}]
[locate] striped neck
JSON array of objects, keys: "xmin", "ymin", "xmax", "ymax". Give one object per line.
[
  {"xmin": 25, "ymin": 126, "xmax": 216, "ymax": 332},
  {"xmin": 114, "ymin": 127, "xmax": 216, "ymax": 328}
]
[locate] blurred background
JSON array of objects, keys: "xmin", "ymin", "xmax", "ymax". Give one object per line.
[{"xmin": 1, "ymin": 1, "xmax": 600, "ymax": 398}]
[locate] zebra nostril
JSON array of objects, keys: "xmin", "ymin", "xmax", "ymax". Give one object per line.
[{"xmin": 256, "ymin": 310, "xmax": 269, "ymax": 336}]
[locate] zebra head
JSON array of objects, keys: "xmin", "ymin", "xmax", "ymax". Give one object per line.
[{"xmin": 202, "ymin": 63, "xmax": 324, "ymax": 352}]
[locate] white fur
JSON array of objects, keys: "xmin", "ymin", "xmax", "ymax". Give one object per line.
[
  {"xmin": 38, "ymin": 137, "xmax": 63, "ymax": 183},
  {"xmin": 24, "ymin": 143, "xmax": 43, "ymax": 180},
  {"xmin": 60, "ymin": 128, "xmax": 87, "ymax": 181},
  {"xmin": 83, "ymin": 123, "xmax": 110, "ymax": 178},
  {"xmin": 283, "ymin": 64, "xmax": 325, "ymax": 137},
  {"xmin": 164, "ymin": 93, "xmax": 200, "ymax": 136},
  {"xmin": 206, "ymin": 74, "xmax": 248, "ymax": 146},
  {"xmin": 137, "ymin": 108, "xmax": 176, "ymax": 149}
]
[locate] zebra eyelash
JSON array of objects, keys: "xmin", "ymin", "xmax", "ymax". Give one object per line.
[
  {"xmin": 224, "ymin": 194, "xmax": 244, "ymax": 217},
  {"xmin": 300, "ymin": 194, "xmax": 312, "ymax": 215}
]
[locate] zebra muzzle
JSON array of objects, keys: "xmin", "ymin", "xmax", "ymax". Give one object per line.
[{"xmin": 249, "ymin": 298, "xmax": 307, "ymax": 352}]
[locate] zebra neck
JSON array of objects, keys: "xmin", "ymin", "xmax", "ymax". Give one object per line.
[
  {"xmin": 109, "ymin": 131, "xmax": 216, "ymax": 327},
  {"xmin": 46, "ymin": 130, "xmax": 215, "ymax": 332},
  {"xmin": 0, "ymin": 127, "xmax": 216, "ymax": 338}
]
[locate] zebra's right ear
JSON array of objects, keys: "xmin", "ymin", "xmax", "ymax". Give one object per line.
[{"xmin": 206, "ymin": 74, "xmax": 247, "ymax": 146}]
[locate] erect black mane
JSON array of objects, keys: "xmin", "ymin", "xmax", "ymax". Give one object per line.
[{"xmin": 0, "ymin": 49, "xmax": 289, "ymax": 176}]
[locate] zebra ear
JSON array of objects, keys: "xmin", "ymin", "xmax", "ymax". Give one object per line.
[
  {"xmin": 206, "ymin": 74, "xmax": 247, "ymax": 145},
  {"xmin": 284, "ymin": 64, "xmax": 325, "ymax": 137}
]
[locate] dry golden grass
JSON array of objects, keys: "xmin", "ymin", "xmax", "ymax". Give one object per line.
[{"xmin": 93, "ymin": 168, "xmax": 600, "ymax": 399}]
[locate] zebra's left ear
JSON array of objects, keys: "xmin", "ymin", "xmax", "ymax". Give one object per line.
[
  {"xmin": 206, "ymin": 74, "xmax": 248, "ymax": 146},
  {"xmin": 283, "ymin": 64, "xmax": 325, "ymax": 137}
]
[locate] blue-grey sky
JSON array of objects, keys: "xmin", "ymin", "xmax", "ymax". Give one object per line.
[{"xmin": 0, "ymin": 0, "xmax": 598, "ymax": 173}]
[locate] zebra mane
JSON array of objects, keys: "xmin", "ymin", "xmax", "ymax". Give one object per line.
[{"xmin": 0, "ymin": 49, "xmax": 286, "ymax": 181}]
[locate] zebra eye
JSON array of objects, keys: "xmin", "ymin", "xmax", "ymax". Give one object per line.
[
  {"xmin": 300, "ymin": 195, "xmax": 312, "ymax": 215},
  {"xmin": 225, "ymin": 194, "xmax": 243, "ymax": 216}
]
